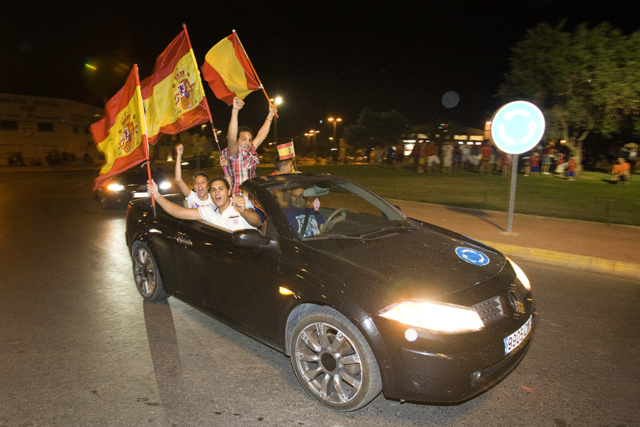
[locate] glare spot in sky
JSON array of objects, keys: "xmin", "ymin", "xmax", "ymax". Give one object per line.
[{"xmin": 442, "ymin": 91, "xmax": 460, "ymax": 108}]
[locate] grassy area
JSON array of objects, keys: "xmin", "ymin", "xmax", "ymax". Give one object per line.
[{"xmin": 254, "ymin": 164, "xmax": 640, "ymax": 226}]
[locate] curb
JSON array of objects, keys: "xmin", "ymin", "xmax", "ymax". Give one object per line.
[{"xmin": 480, "ymin": 240, "xmax": 640, "ymax": 281}]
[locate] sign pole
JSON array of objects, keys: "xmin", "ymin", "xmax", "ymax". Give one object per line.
[
  {"xmin": 507, "ymin": 154, "xmax": 518, "ymax": 233},
  {"xmin": 490, "ymin": 100, "xmax": 545, "ymax": 234}
]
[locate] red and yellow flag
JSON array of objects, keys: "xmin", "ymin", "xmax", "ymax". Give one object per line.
[
  {"xmin": 91, "ymin": 65, "xmax": 148, "ymax": 190},
  {"xmin": 201, "ymin": 32, "xmax": 260, "ymax": 105},
  {"xmin": 277, "ymin": 142, "xmax": 295, "ymax": 160},
  {"xmin": 141, "ymin": 26, "xmax": 210, "ymax": 144}
]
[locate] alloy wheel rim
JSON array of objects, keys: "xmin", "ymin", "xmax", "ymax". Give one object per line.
[
  {"xmin": 134, "ymin": 249, "xmax": 155, "ymax": 296},
  {"xmin": 294, "ymin": 322, "xmax": 363, "ymax": 405}
]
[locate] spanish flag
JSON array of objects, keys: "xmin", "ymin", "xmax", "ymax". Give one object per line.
[
  {"xmin": 201, "ymin": 31, "xmax": 260, "ymax": 105},
  {"xmin": 91, "ymin": 65, "xmax": 148, "ymax": 189},
  {"xmin": 277, "ymin": 142, "xmax": 295, "ymax": 160},
  {"xmin": 141, "ymin": 26, "xmax": 210, "ymax": 144}
]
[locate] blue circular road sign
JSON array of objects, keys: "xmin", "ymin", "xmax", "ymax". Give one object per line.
[
  {"xmin": 455, "ymin": 247, "xmax": 490, "ymax": 266},
  {"xmin": 490, "ymin": 101, "xmax": 545, "ymax": 154}
]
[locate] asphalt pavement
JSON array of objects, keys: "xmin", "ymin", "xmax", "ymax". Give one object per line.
[{"xmin": 4, "ymin": 162, "xmax": 639, "ymax": 280}]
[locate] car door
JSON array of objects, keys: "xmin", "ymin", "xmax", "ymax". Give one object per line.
[{"xmin": 174, "ymin": 220, "xmax": 281, "ymax": 345}]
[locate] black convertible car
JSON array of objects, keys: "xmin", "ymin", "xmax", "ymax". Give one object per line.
[{"xmin": 125, "ymin": 173, "xmax": 536, "ymax": 411}]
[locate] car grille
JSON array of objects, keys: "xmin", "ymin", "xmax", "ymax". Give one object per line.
[{"xmin": 472, "ymin": 296, "xmax": 504, "ymax": 325}]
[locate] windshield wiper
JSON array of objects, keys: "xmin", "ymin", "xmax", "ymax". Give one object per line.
[
  {"xmin": 357, "ymin": 225, "xmax": 409, "ymax": 239},
  {"xmin": 302, "ymin": 233, "xmax": 360, "ymax": 241}
]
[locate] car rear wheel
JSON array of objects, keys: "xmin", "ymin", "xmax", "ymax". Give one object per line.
[
  {"xmin": 290, "ymin": 306, "xmax": 382, "ymax": 411},
  {"xmin": 131, "ymin": 241, "xmax": 168, "ymax": 301}
]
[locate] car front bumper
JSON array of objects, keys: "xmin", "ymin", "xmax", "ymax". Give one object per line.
[{"xmin": 364, "ymin": 310, "xmax": 537, "ymax": 404}]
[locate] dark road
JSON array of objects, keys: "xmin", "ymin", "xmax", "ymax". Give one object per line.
[{"xmin": 1, "ymin": 169, "xmax": 638, "ymax": 427}]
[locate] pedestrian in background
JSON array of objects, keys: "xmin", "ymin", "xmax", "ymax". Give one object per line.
[
  {"xmin": 530, "ymin": 152, "xmax": 541, "ymax": 176},
  {"xmin": 394, "ymin": 140, "xmax": 405, "ymax": 171},
  {"xmin": 442, "ymin": 141, "xmax": 453, "ymax": 173},
  {"xmin": 425, "ymin": 140, "xmax": 440, "ymax": 173}
]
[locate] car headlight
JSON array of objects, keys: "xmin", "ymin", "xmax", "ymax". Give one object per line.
[
  {"xmin": 107, "ymin": 184, "xmax": 125, "ymax": 192},
  {"xmin": 380, "ymin": 301, "xmax": 484, "ymax": 334},
  {"xmin": 158, "ymin": 181, "xmax": 171, "ymax": 190},
  {"xmin": 506, "ymin": 257, "xmax": 531, "ymax": 291}
]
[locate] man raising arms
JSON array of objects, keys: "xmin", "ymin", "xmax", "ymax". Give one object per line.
[{"xmin": 222, "ymin": 97, "xmax": 277, "ymax": 194}]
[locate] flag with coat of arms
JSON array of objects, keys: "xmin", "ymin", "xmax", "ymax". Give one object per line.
[
  {"xmin": 141, "ymin": 25, "xmax": 211, "ymax": 144},
  {"xmin": 91, "ymin": 65, "xmax": 149, "ymax": 189}
]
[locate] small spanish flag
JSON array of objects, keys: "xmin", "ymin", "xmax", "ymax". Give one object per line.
[
  {"xmin": 277, "ymin": 142, "xmax": 295, "ymax": 160},
  {"xmin": 201, "ymin": 31, "xmax": 260, "ymax": 106}
]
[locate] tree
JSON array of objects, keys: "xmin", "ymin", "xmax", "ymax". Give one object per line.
[
  {"xmin": 497, "ymin": 22, "xmax": 640, "ymax": 170},
  {"xmin": 343, "ymin": 108, "xmax": 409, "ymax": 150}
]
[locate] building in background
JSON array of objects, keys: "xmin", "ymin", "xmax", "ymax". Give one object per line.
[{"xmin": 0, "ymin": 93, "xmax": 103, "ymax": 166}]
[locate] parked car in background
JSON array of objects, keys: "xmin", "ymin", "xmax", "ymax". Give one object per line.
[{"xmin": 94, "ymin": 161, "xmax": 172, "ymax": 209}]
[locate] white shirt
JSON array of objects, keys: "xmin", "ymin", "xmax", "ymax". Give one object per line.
[
  {"xmin": 185, "ymin": 191, "xmax": 214, "ymax": 209},
  {"xmin": 197, "ymin": 196, "xmax": 257, "ymax": 231}
]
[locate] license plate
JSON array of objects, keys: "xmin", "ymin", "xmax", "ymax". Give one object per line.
[
  {"xmin": 504, "ymin": 315, "xmax": 532, "ymax": 355},
  {"xmin": 133, "ymin": 192, "xmax": 149, "ymax": 198}
]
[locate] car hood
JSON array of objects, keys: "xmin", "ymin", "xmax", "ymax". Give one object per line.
[{"xmin": 304, "ymin": 225, "xmax": 506, "ymax": 299}]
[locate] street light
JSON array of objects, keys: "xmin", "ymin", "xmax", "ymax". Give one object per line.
[
  {"xmin": 270, "ymin": 97, "xmax": 283, "ymax": 144},
  {"xmin": 328, "ymin": 117, "xmax": 342, "ymax": 149},
  {"xmin": 305, "ymin": 130, "xmax": 320, "ymax": 156},
  {"xmin": 304, "ymin": 132, "xmax": 312, "ymax": 152}
]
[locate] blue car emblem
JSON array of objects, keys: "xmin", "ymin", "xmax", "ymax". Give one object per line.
[{"xmin": 455, "ymin": 247, "xmax": 489, "ymax": 266}]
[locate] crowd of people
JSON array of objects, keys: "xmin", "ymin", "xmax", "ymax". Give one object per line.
[
  {"xmin": 147, "ymin": 96, "xmax": 320, "ymax": 236},
  {"xmin": 147, "ymin": 96, "xmax": 276, "ymax": 233},
  {"xmin": 379, "ymin": 138, "xmax": 635, "ymax": 184}
]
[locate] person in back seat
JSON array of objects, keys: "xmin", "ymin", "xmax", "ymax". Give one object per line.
[{"xmin": 147, "ymin": 177, "xmax": 261, "ymax": 231}]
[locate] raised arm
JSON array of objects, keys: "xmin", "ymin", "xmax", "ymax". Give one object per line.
[
  {"xmin": 231, "ymin": 195, "xmax": 262, "ymax": 228},
  {"xmin": 147, "ymin": 180, "xmax": 202, "ymax": 221},
  {"xmin": 226, "ymin": 97, "xmax": 244, "ymax": 157},
  {"xmin": 173, "ymin": 144, "xmax": 191, "ymax": 197},
  {"xmin": 252, "ymin": 103, "xmax": 278, "ymax": 149}
]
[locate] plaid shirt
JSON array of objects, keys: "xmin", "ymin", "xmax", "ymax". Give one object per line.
[{"xmin": 222, "ymin": 145, "xmax": 259, "ymax": 194}]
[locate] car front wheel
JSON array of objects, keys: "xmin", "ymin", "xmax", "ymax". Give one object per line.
[
  {"xmin": 290, "ymin": 306, "xmax": 382, "ymax": 411},
  {"xmin": 131, "ymin": 241, "xmax": 168, "ymax": 301}
]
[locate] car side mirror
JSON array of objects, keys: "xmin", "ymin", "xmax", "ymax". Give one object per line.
[{"xmin": 233, "ymin": 229, "xmax": 278, "ymax": 250}]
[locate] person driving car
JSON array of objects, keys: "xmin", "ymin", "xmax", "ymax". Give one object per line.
[{"xmin": 281, "ymin": 186, "xmax": 324, "ymax": 237}]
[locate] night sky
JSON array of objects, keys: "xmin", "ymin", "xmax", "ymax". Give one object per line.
[{"xmin": 3, "ymin": 0, "xmax": 639, "ymax": 141}]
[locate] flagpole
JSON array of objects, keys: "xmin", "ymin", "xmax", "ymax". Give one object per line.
[
  {"xmin": 183, "ymin": 23, "xmax": 229, "ymax": 177},
  {"xmin": 133, "ymin": 64, "xmax": 156, "ymax": 218},
  {"xmin": 291, "ymin": 140, "xmax": 298, "ymax": 172},
  {"xmin": 233, "ymin": 30, "xmax": 278, "ymax": 116}
]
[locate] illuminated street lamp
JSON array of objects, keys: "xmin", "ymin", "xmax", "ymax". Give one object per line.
[
  {"xmin": 305, "ymin": 130, "xmax": 319, "ymax": 156},
  {"xmin": 270, "ymin": 97, "xmax": 283, "ymax": 144},
  {"xmin": 304, "ymin": 132, "xmax": 312, "ymax": 152},
  {"xmin": 328, "ymin": 117, "xmax": 342, "ymax": 149}
]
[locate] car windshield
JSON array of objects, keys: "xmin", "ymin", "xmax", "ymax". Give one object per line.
[{"xmin": 265, "ymin": 179, "xmax": 414, "ymax": 239}]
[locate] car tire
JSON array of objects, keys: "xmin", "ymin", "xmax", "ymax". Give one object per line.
[
  {"xmin": 290, "ymin": 306, "xmax": 382, "ymax": 411},
  {"xmin": 131, "ymin": 241, "xmax": 168, "ymax": 301}
]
